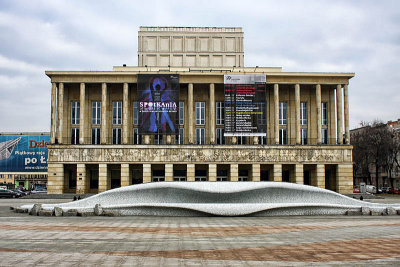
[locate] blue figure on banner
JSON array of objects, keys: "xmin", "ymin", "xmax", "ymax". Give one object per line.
[{"xmin": 140, "ymin": 76, "xmax": 176, "ymax": 133}]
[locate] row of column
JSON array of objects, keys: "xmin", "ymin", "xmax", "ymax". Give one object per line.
[{"xmin": 50, "ymin": 82, "xmax": 350, "ymax": 145}]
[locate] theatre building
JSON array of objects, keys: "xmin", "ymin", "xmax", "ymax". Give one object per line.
[{"xmin": 46, "ymin": 27, "xmax": 354, "ymax": 194}]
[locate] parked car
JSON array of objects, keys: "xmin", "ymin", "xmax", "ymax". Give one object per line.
[
  {"xmin": 388, "ymin": 188, "xmax": 400, "ymax": 194},
  {"xmin": 31, "ymin": 188, "xmax": 47, "ymax": 194},
  {"xmin": 382, "ymin": 187, "xmax": 391, "ymax": 193},
  {"xmin": 10, "ymin": 188, "xmax": 29, "ymax": 197},
  {"xmin": 353, "ymin": 187, "xmax": 360, "ymax": 193},
  {"xmin": 0, "ymin": 189, "xmax": 22, "ymax": 198}
]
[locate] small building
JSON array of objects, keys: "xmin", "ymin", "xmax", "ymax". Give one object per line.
[{"xmin": 46, "ymin": 27, "xmax": 354, "ymax": 194}]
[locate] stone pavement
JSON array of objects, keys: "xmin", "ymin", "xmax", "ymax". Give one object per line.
[{"xmin": 0, "ymin": 198, "xmax": 400, "ymax": 266}]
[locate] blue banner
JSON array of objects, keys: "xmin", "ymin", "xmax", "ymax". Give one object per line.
[{"xmin": 0, "ymin": 135, "xmax": 50, "ymax": 172}]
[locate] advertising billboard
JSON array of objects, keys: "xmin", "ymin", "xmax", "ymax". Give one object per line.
[
  {"xmin": 138, "ymin": 74, "xmax": 179, "ymax": 134},
  {"xmin": 224, "ymin": 75, "xmax": 266, "ymax": 136},
  {"xmin": 0, "ymin": 135, "xmax": 50, "ymax": 172}
]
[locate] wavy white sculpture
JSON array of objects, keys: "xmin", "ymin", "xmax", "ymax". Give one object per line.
[{"xmin": 21, "ymin": 182, "xmax": 400, "ymax": 216}]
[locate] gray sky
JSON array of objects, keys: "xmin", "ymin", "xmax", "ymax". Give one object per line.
[{"xmin": 0, "ymin": 0, "xmax": 399, "ymax": 132}]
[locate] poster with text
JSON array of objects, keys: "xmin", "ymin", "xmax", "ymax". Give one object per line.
[
  {"xmin": 0, "ymin": 135, "xmax": 50, "ymax": 172},
  {"xmin": 138, "ymin": 74, "xmax": 179, "ymax": 134},
  {"xmin": 224, "ymin": 75, "xmax": 266, "ymax": 136}
]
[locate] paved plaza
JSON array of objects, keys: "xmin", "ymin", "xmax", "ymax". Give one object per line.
[{"xmin": 0, "ymin": 198, "xmax": 400, "ymax": 266}]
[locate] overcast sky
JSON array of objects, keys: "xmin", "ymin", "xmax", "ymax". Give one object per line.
[{"xmin": 0, "ymin": 0, "xmax": 399, "ymax": 132}]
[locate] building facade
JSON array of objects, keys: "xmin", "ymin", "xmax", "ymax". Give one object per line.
[{"xmin": 46, "ymin": 27, "xmax": 354, "ymax": 194}]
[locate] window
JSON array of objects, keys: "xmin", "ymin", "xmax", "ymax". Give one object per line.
[
  {"xmin": 279, "ymin": 128, "xmax": 287, "ymax": 145},
  {"xmin": 196, "ymin": 102, "xmax": 205, "ymax": 125},
  {"xmin": 71, "ymin": 101, "xmax": 80, "ymax": 125},
  {"xmin": 133, "ymin": 102, "xmax": 138, "ymax": 125},
  {"xmin": 196, "ymin": 128, "xmax": 205, "ymax": 144},
  {"xmin": 113, "ymin": 101, "xmax": 122, "ymax": 125},
  {"xmin": 92, "ymin": 101, "xmax": 101, "ymax": 125},
  {"xmin": 301, "ymin": 128, "xmax": 308, "ymax": 145},
  {"xmin": 300, "ymin": 102, "xmax": 307, "ymax": 125},
  {"xmin": 152, "ymin": 169, "xmax": 165, "ymax": 182},
  {"xmin": 112, "ymin": 128, "xmax": 122, "ymax": 144},
  {"xmin": 322, "ymin": 129, "xmax": 328, "ymax": 144},
  {"xmin": 91, "ymin": 128, "xmax": 100, "ymax": 145},
  {"xmin": 8, "ymin": 175, "xmax": 12, "ymax": 179},
  {"xmin": 133, "ymin": 128, "xmax": 142, "ymax": 144},
  {"xmin": 216, "ymin": 102, "xmax": 225, "ymax": 125},
  {"xmin": 237, "ymin": 136, "xmax": 247, "ymax": 145},
  {"xmin": 89, "ymin": 170, "xmax": 99, "ymax": 189},
  {"xmin": 216, "ymin": 128, "xmax": 225, "ymax": 145},
  {"xmin": 257, "ymin": 102, "xmax": 266, "ymax": 125},
  {"xmin": 176, "ymin": 128, "xmax": 184, "ymax": 144},
  {"xmin": 279, "ymin": 102, "xmax": 287, "ymax": 125},
  {"xmin": 71, "ymin": 128, "xmax": 79, "ymax": 144},
  {"xmin": 154, "ymin": 134, "xmax": 163, "ymax": 145},
  {"xmin": 179, "ymin": 102, "xmax": 184, "ymax": 125},
  {"xmin": 322, "ymin": 102, "xmax": 328, "ymax": 125},
  {"xmin": 258, "ymin": 136, "xmax": 267, "ymax": 145}
]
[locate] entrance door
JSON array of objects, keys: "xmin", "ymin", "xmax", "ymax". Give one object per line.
[{"xmin": 110, "ymin": 169, "xmax": 121, "ymax": 189}]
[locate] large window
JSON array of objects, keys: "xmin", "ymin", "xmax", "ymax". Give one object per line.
[
  {"xmin": 322, "ymin": 102, "xmax": 328, "ymax": 126},
  {"xmin": 216, "ymin": 102, "xmax": 225, "ymax": 125},
  {"xmin": 113, "ymin": 101, "xmax": 122, "ymax": 125},
  {"xmin": 279, "ymin": 102, "xmax": 287, "ymax": 125},
  {"xmin": 179, "ymin": 102, "xmax": 184, "ymax": 125},
  {"xmin": 92, "ymin": 101, "xmax": 101, "ymax": 125},
  {"xmin": 196, "ymin": 128, "xmax": 205, "ymax": 144},
  {"xmin": 196, "ymin": 102, "xmax": 205, "ymax": 125},
  {"xmin": 112, "ymin": 128, "xmax": 122, "ymax": 144},
  {"xmin": 301, "ymin": 128, "xmax": 308, "ymax": 145},
  {"xmin": 279, "ymin": 128, "xmax": 287, "ymax": 145},
  {"xmin": 91, "ymin": 128, "xmax": 100, "ymax": 145},
  {"xmin": 322, "ymin": 128, "xmax": 328, "ymax": 144},
  {"xmin": 175, "ymin": 128, "xmax": 184, "ymax": 144},
  {"xmin": 216, "ymin": 128, "xmax": 225, "ymax": 145},
  {"xmin": 154, "ymin": 134, "xmax": 163, "ymax": 145},
  {"xmin": 133, "ymin": 101, "xmax": 138, "ymax": 125},
  {"xmin": 71, "ymin": 128, "xmax": 79, "ymax": 144},
  {"xmin": 71, "ymin": 101, "xmax": 80, "ymax": 125},
  {"xmin": 300, "ymin": 102, "xmax": 307, "ymax": 125},
  {"xmin": 133, "ymin": 128, "xmax": 141, "ymax": 144},
  {"xmin": 237, "ymin": 136, "xmax": 247, "ymax": 145}
]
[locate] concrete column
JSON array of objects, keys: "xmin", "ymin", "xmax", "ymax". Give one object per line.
[
  {"xmin": 47, "ymin": 163, "xmax": 64, "ymax": 194},
  {"xmin": 209, "ymin": 83, "xmax": 216, "ymax": 144},
  {"xmin": 188, "ymin": 83, "xmax": 194, "ymax": 144},
  {"xmin": 329, "ymin": 88, "xmax": 336, "ymax": 144},
  {"xmin": 79, "ymin": 83, "xmax": 86, "ymax": 144},
  {"xmin": 143, "ymin": 164, "xmax": 152, "ymax": 183},
  {"xmin": 144, "ymin": 135, "xmax": 150, "ymax": 145},
  {"xmin": 274, "ymin": 84, "xmax": 279, "ymax": 144},
  {"xmin": 253, "ymin": 136, "xmax": 259, "ymax": 145},
  {"xmin": 252, "ymin": 164, "xmax": 260, "ymax": 181},
  {"xmin": 336, "ymin": 84, "xmax": 343, "ymax": 144},
  {"xmin": 101, "ymin": 83, "xmax": 108, "ymax": 144},
  {"xmin": 208, "ymin": 164, "xmax": 217, "ymax": 181},
  {"xmin": 336, "ymin": 164, "xmax": 353, "ymax": 194},
  {"xmin": 165, "ymin": 164, "xmax": 173, "ymax": 182},
  {"xmin": 273, "ymin": 164, "xmax": 282, "ymax": 182},
  {"xmin": 98, "ymin": 164, "xmax": 109, "ymax": 193},
  {"xmin": 295, "ymin": 84, "xmax": 301, "ymax": 144},
  {"xmin": 316, "ymin": 84, "xmax": 322, "ymax": 144},
  {"xmin": 187, "ymin": 164, "xmax": 195, "ymax": 181},
  {"xmin": 76, "ymin": 164, "xmax": 87, "ymax": 194},
  {"xmin": 122, "ymin": 83, "xmax": 129, "ymax": 144},
  {"xmin": 50, "ymin": 82, "xmax": 57, "ymax": 144},
  {"xmin": 344, "ymin": 84, "xmax": 350, "ymax": 144},
  {"xmin": 294, "ymin": 164, "xmax": 304, "ymax": 184},
  {"xmin": 57, "ymin": 83, "xmax": 64, "ymax": 144},
  {"xmin": 121, "ymin": 164, "xmax": 130, "ymax": 187},
  {"xmin": 230, "ymin": 164, "xmax": 238, "ymax": 181}
]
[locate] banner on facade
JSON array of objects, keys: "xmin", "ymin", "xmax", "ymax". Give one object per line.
[
  {"xmin": 0, "ymin": 135, "xmax": 50, "ymax": 172},
  {"xmin": 224, "ymin": 75, "xmax": 266, "ymax": 136},
  {"xmin": 138, "ymin": 74, "xmax": 179, "ymax": 134}
]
